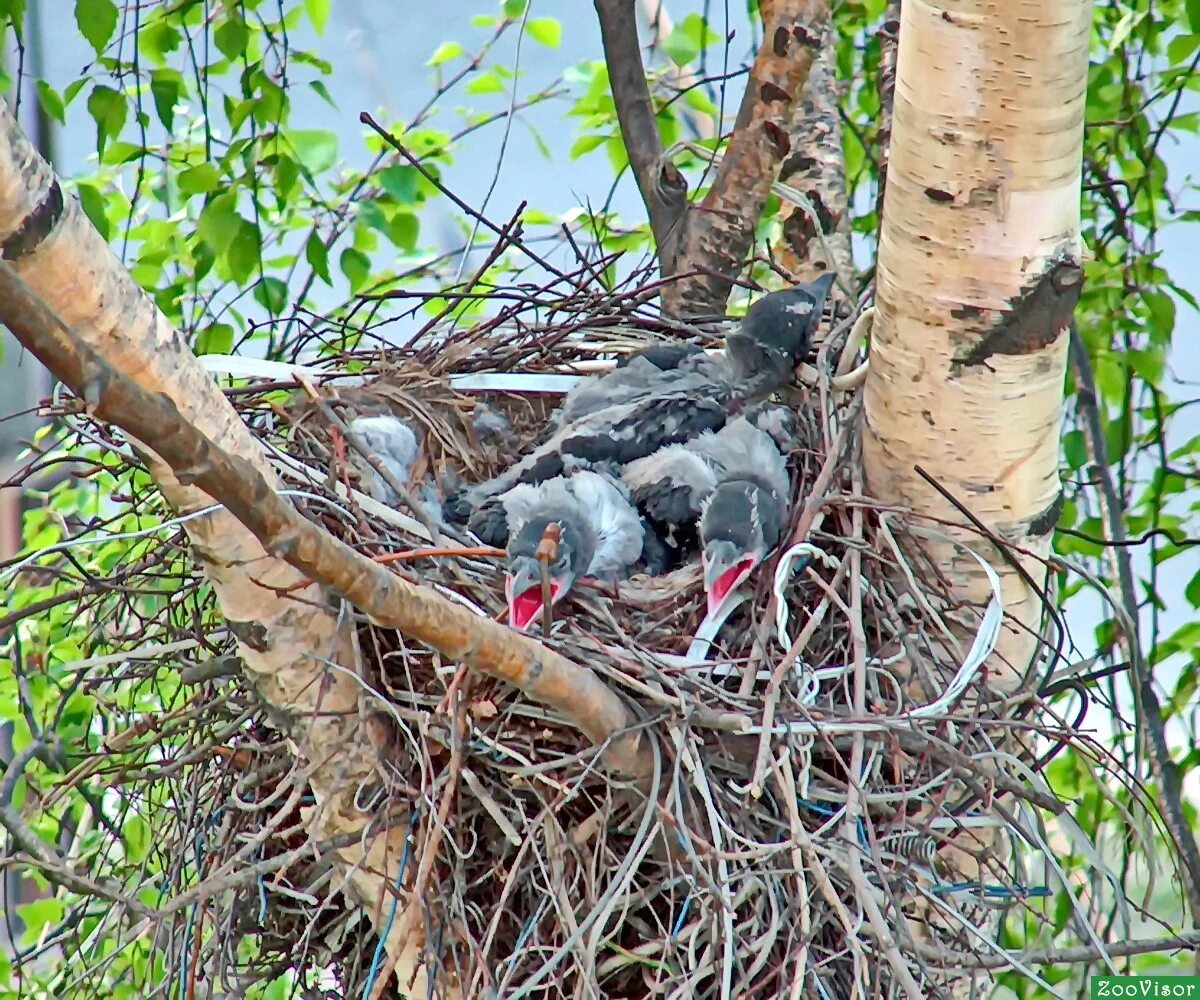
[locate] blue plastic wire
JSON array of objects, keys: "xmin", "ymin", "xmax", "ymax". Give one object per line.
[
  {"xmin": 360, "ymin": 810, "xmax": 420, "ymax": 1000},
  {"xmin": 929, "ymin": 881, "xmax": 1051, "ymax": 899},
  {"xmin": 670, "ymin": 891, "xmax": 693, "ymax": 937}
]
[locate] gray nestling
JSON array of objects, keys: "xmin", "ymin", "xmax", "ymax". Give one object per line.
[
  {"xmin": 493, "ymin": 471, "xmax": 645, "ymax": 631},
  {"xmin": 450, "ymin": 278, "xmax": 828, "ymax": 518},
  {"xmin": 623, "ymin": 407, "xmax": 795, "ymax": 614}
]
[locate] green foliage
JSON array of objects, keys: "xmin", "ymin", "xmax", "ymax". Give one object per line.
[{"xmin": 1, "ymin": 1, "xmax": 1196, "ymax": 998}]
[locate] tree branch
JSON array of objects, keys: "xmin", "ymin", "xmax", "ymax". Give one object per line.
[
  {"xmin": 1069, "ymin": 327, "xmax": 1200, "ymax": 926},
  {"xmin": 594, "ymin": 0, "xmax": 688, "ymax": 272},
  {"xmin": 0, "ymin": 262, "xmax": 652, "ymax": 782},
  {"xmin": 775, "ymin": 36, "xmax": 855, "ymax": 289},
  {"xmin": 0, "ymin": 100, "xmax": 434, "ymax": 985},
  {"xmin": 663, "ymin": 0, "xmax": 830, "ymax": 317}
]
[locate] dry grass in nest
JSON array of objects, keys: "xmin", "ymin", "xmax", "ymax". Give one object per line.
[{"xmin": 6, "ymin": 279, "xmax": 1113, "ymax": 1000}]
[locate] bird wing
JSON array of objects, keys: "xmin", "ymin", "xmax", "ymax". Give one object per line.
[
  {"xmin": 622, "ymin": 442, "xmax": 721, "ymax": 525},
  {"xmin": 348, "ymin": 414, "xmax": 420, "ymax": 503},
  {"xmin": 455, "ymin": 358, "xmax": 738, "ymax": 509},
  {"xmin": 712, "ymin": 418, "xmax": 791, "ymax": 500},
  {"xmin": 565, "ymin": 471, "xmax": 644, "ymax": 579}
]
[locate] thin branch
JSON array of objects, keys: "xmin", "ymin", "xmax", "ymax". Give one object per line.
[
  {"xmin": 0, "ymin": 262, "xmax": 653, "ymax": 783},
  {"xmin": 594, "ymin": 0, "xmax": 688, "ymax": 272},
  {"xmin": 918, "ymin": 929, "xmax": 1200, "ymax": 970},
  {"xmin": 0, "ymin": 743, "xmax": 156, "ymax": 919},
  {"xmin": 1068, "ymin": 326, "xmax": 1200, "ymax": 925}
]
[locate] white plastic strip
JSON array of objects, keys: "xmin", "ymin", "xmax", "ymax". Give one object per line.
[
  {"xmin": 447, "ymin": 372, "xmax": 581, "ymax": 394},
  {"xmin": 772, "ymin": 542, "xmax": 842, "ymax": 649},
  {"xmin": 685, "ymin": 589, "xmax": 749, "ymax": 664},
  {"xmin": 909, "ymin": 547, "xmax": 1002, "ymax": 719}
]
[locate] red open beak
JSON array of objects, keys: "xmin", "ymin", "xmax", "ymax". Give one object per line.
[
  {"xmin": 505, "ymin": 577, "xmax": 567, "ymax": 632},
  {"xmin": 706, "ymin": 557, "xmax": 758, "ymax": 617}
]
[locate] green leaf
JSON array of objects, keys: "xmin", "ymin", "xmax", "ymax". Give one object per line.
[
  {"xmin": 194, "ymin": 323, "xmax": 234, "ymax": 356},
  {"xmin": 570, "ymin": 133, "xmax": 606, "ymax": 159},
  {"xmin": 1168, "ymin": 34, "xmax": 1200, "ymax": 65},
  {"xmin": 177, "ymin": 163, "xmax": 221, "ymax": 197},
  {"xmin": 662, "ymin": 13, "xmax": 711, "ymax": 67},
  {"xmin": 253, "ymin": 276, "xmax": 288, "ymax": 315},
  {"xmin": 140, "ymin": 18, "xmax": 182, "ymax": 64},
  {"xmin": 74, "ymin": 182, "xmax": 110, "ymax": 241},
  {"xmin": 310, "ymin": 80, "xmax": 336, "ymax": 107},
  {"xmin": 149, "ymin": 69, "xmax": 182, "ymax": 131},
  {"xmin": 86, "ymin": 84, "xmax": 127, "ymax": 156},
  {"xmin": 75, "ymin": 0, "xmax": 118, "ymax": 57},
  {"xmin": 304, "ymin": 0, "xmax": 331, "ymax": 34},
  {"xmin": 197, "ymin": 193, "xmax": 242, "ymax": 254},
  {"xmin": 527, "ymin": 17, "xmax": 561, "ymax": 48},
  {"xmin": 226, "ymin": 220, "xmax": 262, "ymax": 284},
  {"xmin": 428, "ymin": 41, "xmax": 464, "ymax": 66},
  {"xmin": 1186, "ymin": 570, "xmax": 1200, "ymax": 609},
  {"xmin": 17, "ymin": 898, "xmax": 66, "ymax": 947},
  {"xmin": 214, "ymin": 18, "xmax": 249, "ymax": 61},
  {"xmin": 340, "ymin": 247, "xmax": 371, "ymax": 293},
  {"xmin": 305, "ymin": 232, "xmax": 331, "ymax": 285},
  {"xmin": 387, "ymin": 212, "xmax": 419, "ymax": 251},
  {"xmin": 466, "ymin": 68, "xmax": 507, "ymax": 96},
  {"xmin": 35, "ymin": 80, "xmax": 65, "ymax": 125},
  {"xmin": 287, "ymin": 129, "xmax": 338, "ymax": 176},
  {"xmin": 378, "ymin": 165, "xmax": 419, "ymax": 203},
  {"xmin": 1188, "ymin": 0, "xmax": 1200, "ymax": 34},
  {"xmin": 502, "ymin": 0, "xmax": 528, "ymax": 16}
]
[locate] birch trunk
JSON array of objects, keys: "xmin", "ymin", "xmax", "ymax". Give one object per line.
[
  {"xmin": 0, "ymin": 106, "xmax": 435, "ymax": 991},
  {"xmin": 863, "ymin": 0, "xmax": 1091, "ymax": 689}
]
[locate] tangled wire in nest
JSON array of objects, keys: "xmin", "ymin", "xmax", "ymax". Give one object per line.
[{"xmin": 5, "ymin": 275, "xmax": 1161, "ymax": 1000}]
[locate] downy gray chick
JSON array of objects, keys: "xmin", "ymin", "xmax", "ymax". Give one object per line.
[
  {"xmin": 622, "ymin": 405, "xmax": 796, "ymax": 614},
  {"xmin": 482, "ymin": 470, "xmax": 645, "ymax": 632},
  {"xmin": 448, "ymin": 276, "xmax": 832, "ymax": 521}
]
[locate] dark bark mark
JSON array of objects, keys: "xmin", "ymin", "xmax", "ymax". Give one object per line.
[
  {"xmin": 924, "ymin": 186, "xmax": 955, "ymax": 203},
  {"xmin": 954, "ymin": 259, "xmax": 1083, "ymax": 371},
  {"xmin": 1, "ymin": 178, "xmax": 63, "ymax": 260},
  {"xmin": 1026, "ymin": 490, "xmax": 1064, "ymax": 537}
]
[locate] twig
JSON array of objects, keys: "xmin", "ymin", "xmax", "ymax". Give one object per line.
[
  {"xmin": 917, "ymin": 929, "xmax": 1200, "ymax": 970},
  {"xmin": 1068, "ymin": 327, "xmax": 1200, "ymax": 925},
  {"xmin": 0, "ymin": 260, "xmax": 653, "ymax": 783},
  {"xmin": 0, "ymin": 743, "xmax": 156, "ymax": 919},
  {"xmin": 536, "ymin": 522, "xmax": 561, "ymax": 638},
  {"xmin": 360, "ymin": 112, "xmax": 574, "ymax": 287}
]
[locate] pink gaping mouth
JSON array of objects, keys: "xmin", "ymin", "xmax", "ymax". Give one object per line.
[
  {"xmin": 508, "ymin": 582, "xmax": 566, "ymax": 631},
  {"xmin": 707, "ymin": 558, "xmax": 757, "ymax": 615}
]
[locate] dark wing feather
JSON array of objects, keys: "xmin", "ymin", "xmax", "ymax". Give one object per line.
[
  {"xmin": 467, "ymin": 499, "xmax": 510, "ymax": 548},
  {"xmin": 561, "ymin": 395, "xmax": 729, "ymax": 466}
]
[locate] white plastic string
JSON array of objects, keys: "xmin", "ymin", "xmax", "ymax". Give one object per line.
[
  {"xmin": 909, "ymin": 546, "xmax": 1002, "ymax": 719},
  {"xmin": 685, "ymin": 588, "xmax": 749, "ymax": 665}
]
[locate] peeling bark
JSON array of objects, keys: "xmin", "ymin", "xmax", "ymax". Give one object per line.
[
  {"xmin": 662, "ymin": 0, "xmax": 830, "ymax": 317},
  {"xmin": 863, "ymin": 0, "xmax": 1091, "ymax": 692},
  {"xmin": 775, "ymin": 39, "xmax": 855, "ymax": 298}
]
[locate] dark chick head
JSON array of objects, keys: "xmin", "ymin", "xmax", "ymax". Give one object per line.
[
  {"xmin": 699, "ymin": 480, "xmax": 786, "ymax": 616},
  {"xmin": 505, "ymin": 512, "xmax": 595, "ymax": 632},
  {"xmin": 725, "ymin": 273, "xmax": 836, "ymax": 387}
]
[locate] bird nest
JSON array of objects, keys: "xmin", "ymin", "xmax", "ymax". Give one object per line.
[{"xmin": 8, "ymin": 278, "xmax": 1109, "ymax": 999}]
